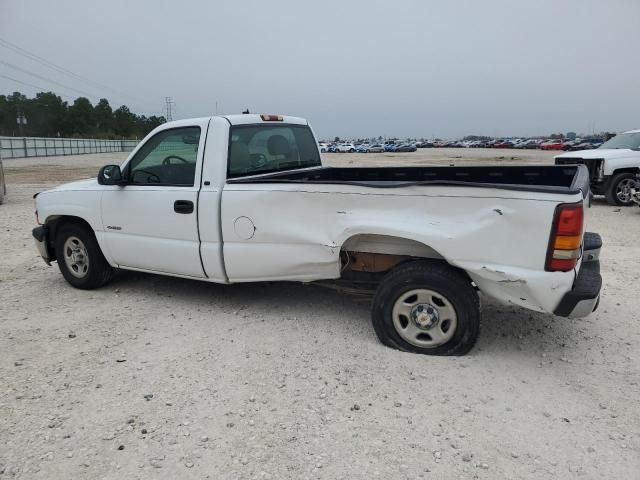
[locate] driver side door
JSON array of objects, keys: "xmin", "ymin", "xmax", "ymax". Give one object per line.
[{"xmin": 101, "ymin": 123, "xmax": 207, "ymax": 278}]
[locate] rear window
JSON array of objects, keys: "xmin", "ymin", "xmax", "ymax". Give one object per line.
[{"xmin": 228, "ymin": 124, "xmax": 321, "ymax": 178}]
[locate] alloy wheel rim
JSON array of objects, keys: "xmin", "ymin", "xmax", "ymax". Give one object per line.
[
  {"xmin": 63, "ymin": 236, "xmax": 90, "ymax": 278},
  {"xmin": 391, "ymin": 288, "xmax": 458, "ymax": 348},
  {"xmin": 617, "ymin": 178, "xmax": 636, "ymax": 203}
]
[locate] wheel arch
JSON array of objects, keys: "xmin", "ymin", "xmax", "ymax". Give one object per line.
[
  {"xmin": 610, "ymin": 167, "xmax": 640, "ymax": 177},
  {"xmin": 44, "ymin": 215, "xmax": 102, "ymax": 263},
  {"xmin": 338, "ymin": 232, "xmax": 472, "ymax": 280},
  {"xmin": 340, "ymin": 233, "xmax": 445, "ymax": 259}
]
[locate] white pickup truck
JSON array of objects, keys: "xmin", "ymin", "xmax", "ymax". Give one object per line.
[
  {"xmin": 555, "ymin": 129, "xmax": 640, "ymax": 206},
  {"xmin": 33, "ymin": 114, "xmax": 603, "ymax": 356}
]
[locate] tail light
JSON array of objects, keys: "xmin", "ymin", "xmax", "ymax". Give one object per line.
[{"xmin": 545, "ymin": 202, "xmax": 584, "ymax": 271}]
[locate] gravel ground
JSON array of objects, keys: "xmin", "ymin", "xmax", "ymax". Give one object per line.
[{"xmin": 0, "ymin": 150, "xmax": 639, "ymax": 479}]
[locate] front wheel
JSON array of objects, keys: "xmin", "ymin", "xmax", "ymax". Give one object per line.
[
  {"xmin": 371, "ymin": 261, "xmax": 480, "ymax": 355},
  {"xmin": 55, "ymin": 223, "xmax": 115, "ymax": 289},
  {"xmin": 605, "ymin": 173, "xmax": 637, "ymax": 206}
]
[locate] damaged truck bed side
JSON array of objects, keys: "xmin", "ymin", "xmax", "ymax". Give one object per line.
[{"xmin": 32, "ymin": 114, "xmax": 602, "ymax": 356}]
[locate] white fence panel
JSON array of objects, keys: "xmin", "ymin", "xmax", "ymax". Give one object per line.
[{"xmin": 0, "ymin": 136, "xmax": 139, "ymax": 159}]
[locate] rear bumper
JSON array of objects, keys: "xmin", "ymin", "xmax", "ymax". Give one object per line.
[
  {"xmin": 553, "ymin": 234, "xmax": 602, "ymax": 318},
  {"xmin": 32, "ymin": 225, "xmax": 51, "ymax": 265}
]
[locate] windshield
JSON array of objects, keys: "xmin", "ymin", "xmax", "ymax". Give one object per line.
[
  {"xmin": 228, "ymin": 124, "xmax": 321, "ymax": 178},
  {"xmin": 600, "ymin": 132, "xmax": 640, "ymax": 150}
]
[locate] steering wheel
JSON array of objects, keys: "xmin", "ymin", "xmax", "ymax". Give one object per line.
[
  {"xmin": 249, "ymin": 153, "xmax": 268, "ymax": 169},
  {"xmin": 132, "ymin": 169, "xmax": 161, "ymax": 184},
  {"xmin": 162, "ymin": 155, "xmax": 189, "ymax": 165}
]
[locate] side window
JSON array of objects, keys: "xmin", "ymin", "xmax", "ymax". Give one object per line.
[{"xmin": 127, "ymin": 127, "xmax": 201, "ymax": 186}]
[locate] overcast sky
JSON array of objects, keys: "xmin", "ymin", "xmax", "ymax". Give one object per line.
[{"xmin": 1, "ymin": 0, "xmax": 639, "ymax": 139}]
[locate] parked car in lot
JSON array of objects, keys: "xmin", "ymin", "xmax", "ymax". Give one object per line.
[
  {"xmin": 368, "ymin": 144, "xmax": 385, "ymax": 153},
  {"xmin": 539, "ymin": 139, "xmax": 565, "ymax": 150},
  {"xmin": 561, "ymin": 140, "xmax": 580, "ymax": 151},
  {"xmin": 32, "ymin": 113, "xmax": 603, "ymax": 356},
  {"xmin": 515, "ymin": 139, "xmax": 539, "ymax": 149},
  {"xmin": 356, "ymin": 143, "xmax": 370, "ymax": 153},
  {"xmin": 0, "ymin": 157, "xmax": 6, "ymax": 204},
  {"xmin": 566, "ymin": 138, "xmax": 603, "ymax": 151},
  {"xmin": 494, "ymin": 140, "xmax": 514, "ymax": 149},
  {"xmin": 395, "ymin": 143, "xmax": 417, "ymax": 152},
  {"xmin": 336, "ymin": 143, "xmax": 356, "ymax": 153},
  {"xmin": 555, "ymin": 129, "xmax": 640, "ymax": 206},
  {"xmin": 319, "ymin": 143, "xmax": 329, "ymax": 153},
  {"xmin": 383, "ymin": 143, "xmax": 397, "ymax": 152}
]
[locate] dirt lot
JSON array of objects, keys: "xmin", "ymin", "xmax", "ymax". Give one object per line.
[{"xmin": 1, "ymin": 149, "xmax": 639, "ymax": 479}]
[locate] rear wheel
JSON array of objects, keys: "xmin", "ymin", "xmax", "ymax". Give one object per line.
[
  {"xmin": 55, "ymin": 222, "xmax": 115, "ymax": 289},
  {"xmin": 371, "ymin": 261, "xmax": 480, "ymax": 355},
  {"xmin": 605, "ymin": 173, "xmax": 637, "ymax": 206}
]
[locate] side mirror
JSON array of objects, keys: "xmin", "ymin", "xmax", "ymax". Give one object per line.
[{"xmin": 98, "ymin": 165, "xmax": 124, "ymax": 185}]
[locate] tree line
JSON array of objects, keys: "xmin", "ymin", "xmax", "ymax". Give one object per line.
[{"xmin": 0, "ymin": 91, "xmax": 166, "ymax": 139}]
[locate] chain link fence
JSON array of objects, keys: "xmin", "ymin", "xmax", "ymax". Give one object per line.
[{"xmin": 0, "ymin": 136, "xmax": 139, "ymax": 159}]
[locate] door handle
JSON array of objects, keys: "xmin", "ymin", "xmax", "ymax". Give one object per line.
[{"xmin": 174, "ymin": 200, "xmax": 194, "ymax": 214}]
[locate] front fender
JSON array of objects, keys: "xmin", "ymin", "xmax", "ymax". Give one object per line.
[
  {"xmin": 602, "ymin": 157, "xmax": 640, "ymax": 176},
  {"xmin": 37, "ymin": 190, "xmax": 113, "ymax": 265}
]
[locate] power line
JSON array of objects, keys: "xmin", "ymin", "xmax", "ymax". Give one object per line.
[
  {"xmin": 1, "ymin": 74, "xmax": 170, "ymax": 124},
  {"xmin": 1, "ymin": 60, "xmax": 98, "ymax": 98},
  {"xmin": 0, "ymin": 74, "xmax": 73, "ymax": 100},
  {"xmin": 1, "ymin": 59, "xmax": 156, "ymax": 114},
  {"xmin": 1, "ymin": 73, "xmax": 169, "ymax": 121},
  {"xmin": 0, "ymin": 37, "xmax": 96, "ymax": 83},
  {"xmin": 0, "ymin": 36, "xmax": 153, "ymax": 110}
]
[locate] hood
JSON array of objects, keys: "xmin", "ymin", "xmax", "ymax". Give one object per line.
[
  {"xmin": 48, "ymin": 177, "xmax": 99, "ymax": 192},
  {"xmin": 555, "ymin": 148, "xmax": 638, "ymax": 160}
]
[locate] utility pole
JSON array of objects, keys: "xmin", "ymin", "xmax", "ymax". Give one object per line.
[
  {"xmin": 16, "ymin": 109, "xmax": 27, "ymax": 136},
  {"xmin": 164, "ymin": 97, "xmax": 175, "ymax": 121}
]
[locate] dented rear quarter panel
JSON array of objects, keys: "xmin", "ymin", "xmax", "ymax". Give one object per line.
[{"xmin": 220, "ymin": 182, "xmax": 582, "ymax": 313}]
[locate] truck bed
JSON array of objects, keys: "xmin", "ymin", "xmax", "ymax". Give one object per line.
[{"xmin": 228, "ymin": 165, "xmax": 590, "ymax": 197}]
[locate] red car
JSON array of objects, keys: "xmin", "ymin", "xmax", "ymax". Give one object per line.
[
  {"xmin": 539, "ymin": 139, "xmax": 565, "ymax": 150},
  {"xmin": 493, "ymin": 140, "xmax": 514, "ymax": 148}
]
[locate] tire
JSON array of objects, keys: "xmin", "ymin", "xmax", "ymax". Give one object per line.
[
  {"xmin": 605, "ymin": 172, "xmax": 637, "ymax": 206},
  {"xmin": 371, "ymin": 261, "xmax": 480, "ymax": 356},
  {"xmin": 55, "ymin": 222, "xmax": 115, "ymax": 289},
  {"xmin": 321, "ymin": 148, "xmax": 326, "ymax": 153}
]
